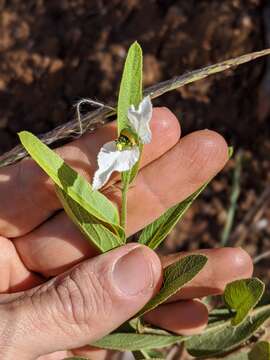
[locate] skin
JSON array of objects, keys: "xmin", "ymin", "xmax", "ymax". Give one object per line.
[{"xmin": 0, "ymin": 107, "xmax": 253, "ymax": 360}]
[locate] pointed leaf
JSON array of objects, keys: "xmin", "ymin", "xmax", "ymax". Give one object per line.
[
  {"xmin": 19, "ymin": 131, "xmax": 125, "ymax": 243},
  {"xmin": 117, "ymin": 41, "xmax": 143, "ymax": 135},
  {"xmin": 92, "ymin": 333, "xmax": 182, "ymax": 351},
  {"xmin": 56, "ymin": 186, "xmax": 122, "ymax": 252},
  {"xmin": 137, "ymin": 255, "xmax": 207, "ymax": 316},
  {"xmin": 139, "ymin": 184, "xmax": 208, "ymax": 249},
  {"xmin": 186, "ymin": 304, "xmax": 270, "ymax": 358},
  {"xmin": 224, "ymin": 278, "xmax": 265, "ymax": 326}
]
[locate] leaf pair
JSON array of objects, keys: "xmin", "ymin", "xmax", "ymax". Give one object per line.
[{"xmin": 19, "ymin": 131, "xmax": 124, "ymax": 252}]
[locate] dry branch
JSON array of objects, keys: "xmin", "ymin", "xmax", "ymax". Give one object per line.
[{"xmin": 1, "ymin": 48, "xmax": 270, "ymax": 168}]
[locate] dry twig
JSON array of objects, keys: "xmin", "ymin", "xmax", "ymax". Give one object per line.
[{"xmin": 0, "ymin": 48, "xmax": 270, "ymax": 168}]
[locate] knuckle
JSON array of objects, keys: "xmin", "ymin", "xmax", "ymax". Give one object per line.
[{"xmin": 52, "ymin": 264, "xmax": 113, "ymax": 329}]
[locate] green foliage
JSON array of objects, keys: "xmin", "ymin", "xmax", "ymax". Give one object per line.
[
  {"xmin": 139, "ymin": 184, "xmax": 208, "ymax": 249},
  {"xmin": 19, "ymin": 131, "xmax": 125, "ymax": 251},
  {"xmin": 224, "ymin": 278, "xmax": 265, "ymax": 326},
  {"xmin": 116, "ymin": 41, "xmax": 143, "ymax": 227},
  {"xmin": 55, "ymin": 186, "xmax": 123, "ymax": 252},
  {"xmin": 117, "ymin": 41, "xmax": 143, "ymax": 135},
  {"xmin": 186, "ymin": 304, "xmax": 270, "ymax": 358},
  {"xmin": 138, "ymin": 255, "xmax": 207, "ymax": 316},
  {"xmin": 92, "ymin": 333, "xmax": 182, "ymax": 351}
]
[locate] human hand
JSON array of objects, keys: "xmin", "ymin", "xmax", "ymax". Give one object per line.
[{"xmin": 0, "ymin": 108, "xmax": 253, "ymax": 359}]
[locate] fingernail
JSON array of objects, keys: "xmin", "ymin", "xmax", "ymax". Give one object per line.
[{"xmin": 113, "ymin": 246, "xmax": 154, "ymax": 296}]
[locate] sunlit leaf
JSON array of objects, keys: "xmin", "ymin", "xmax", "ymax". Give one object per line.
[
  {"xmin": 56, "ymin": 186, "xmax": 123, "ymax": 252},
  {"xmin": 117, "ymin": 41, "xmax": 143, "ymax": 135},
  {"xmin": 139, "ymin": 185, "xmax": 207, "ymax": 249},
  {"xmin": 19, "ymin": 131, "xmax": 125, "ymax": 246},
  {"xmin": 224, "ymin": 278, "xmax": 265, "ymax": 326},
  {"xmin": 92, "ymin": 333, "xmax": 182, "ymax": 351}
]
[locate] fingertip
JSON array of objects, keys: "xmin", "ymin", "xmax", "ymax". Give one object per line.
[
  {"xmin": 180, "ymin": 129, "xmax": 228, "ymax": 184},
  {"xmin": 224, "ymin": 247, "xmax": 254, "ymax": 279}
]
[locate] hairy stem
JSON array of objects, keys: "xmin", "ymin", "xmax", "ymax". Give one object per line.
[{"xmin": 121, "ymin": 171, "xmax": 131, "ymax": 231}]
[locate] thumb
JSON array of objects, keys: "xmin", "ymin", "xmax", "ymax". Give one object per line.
[{"xmin": 0, "ymin": 244, "xmax": 162, "ymax": 359}]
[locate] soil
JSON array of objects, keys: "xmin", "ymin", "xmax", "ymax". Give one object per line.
[{"xmin": 1, "ymin": 0, "xmax": 270, "ymax": 284}]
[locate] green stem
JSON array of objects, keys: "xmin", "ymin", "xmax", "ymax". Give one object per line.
[{"xmin": 121, "ymin": 171, "xmax": 131, "ymax": 232}]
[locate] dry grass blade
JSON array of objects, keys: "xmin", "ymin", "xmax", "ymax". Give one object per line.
[{"xmin": 1, "ymin": 48, "xmax": 270, "ymax": 168}]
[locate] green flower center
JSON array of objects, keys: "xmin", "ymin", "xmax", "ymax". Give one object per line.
[{"xmin": 115, "ymin": 135, "xmax": 133, "ymax": 151}]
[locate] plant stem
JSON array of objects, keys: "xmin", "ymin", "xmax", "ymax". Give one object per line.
[{"xmin": 121, "ymin": 171, "xmax": 131, "ymax": 232}]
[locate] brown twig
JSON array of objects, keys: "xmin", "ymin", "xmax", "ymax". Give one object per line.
[{"xmin": 1, "ymin": 48, "xmax": 270, "ymax": 168}]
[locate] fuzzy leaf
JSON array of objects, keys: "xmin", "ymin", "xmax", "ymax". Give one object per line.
[
  {"xmin": 224, "ymin": 278, "xmax": 265, "ymax": 326},
  {"xmin": 139, "ymin": 184, "xmax": 207, "ymax": 249},
  {"xmin": 137, "ymin": 255, "xmax": 207, "ymax": 316},
  {"xmin": 117, "ymin": 41, "xmax": 143, "ymax": 135},
  {"xmin": 56, "ymin": 186, "xmax": 123, "ymax": 252},
  {"xmin": 249, "ymin": 341, "xmax": 270, "ymax": 360},
  {"xmin": 92, "ymin": 333, "xmax": 182, "ymax": 351},
  {"xmin": 19, "ymin": 131, "xmax": 125, "ymax": 243},
  {"xmin": 186, "ymin": 304, "xmax": 270, "ymax": 358}
]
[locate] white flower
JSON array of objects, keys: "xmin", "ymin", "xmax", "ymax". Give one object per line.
[
  {"xmin": 128, "ymin": 95, "xmax": 152, "ymax": 144},
  {"xmin": 92, "ymin": 96, "xmax": 153, "ymax": 190}
]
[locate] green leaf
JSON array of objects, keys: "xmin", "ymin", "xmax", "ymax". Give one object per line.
[
  {"xmin": 224, "ymin": 278, "xmax": 265, "ymax": 326},
  {"xmin": 138, "ymin": 255, "xmax": 207, "ymax": 316},
  {"xmin": 56, "ymin": 186, "xmax": 123, "ymax": 252},
  {"xmin": 186, "ymin": 304, "xmax": 270, "ymax": 358},
  {"xmin": 19, "ymin": 131, "xmax": 125, "ymax": 244},
  {"xmin": 117, "ymin": 42, "xmax": 143, "ymax": 228},
  {"xmin": 249, "ymin": 341, "xmax": 270, "ymax": 360},
  {"xmin": 117, "ymin": 41, "xmax": 143, "ymax": 135},
  {"xmin": 92, "ymin": 333, "xmax": 182, "ymax": 351},
  {"xmin": 139, "ymin": 184, "xmax": 208, "ymax": 249}
]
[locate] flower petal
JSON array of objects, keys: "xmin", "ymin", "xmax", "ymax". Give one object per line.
[
  {"xmin": 92, "ymin": 141, "xmax": 140, "ymax": 190},
  {"xmin": 127, "ymin": 96, "xmax": 153, "ymax": 144}
]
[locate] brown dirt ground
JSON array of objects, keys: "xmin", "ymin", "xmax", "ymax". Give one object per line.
[{"xmin": 0, "ymin": 0, "xmax": 270, "ymax": 287}]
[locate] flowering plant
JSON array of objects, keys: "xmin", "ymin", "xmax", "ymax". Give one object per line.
[{"xmin": 18, "ymin": 42, "xmax": 270, "ymax": 359}]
